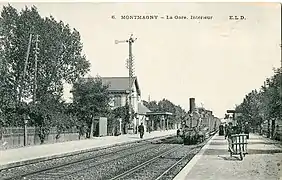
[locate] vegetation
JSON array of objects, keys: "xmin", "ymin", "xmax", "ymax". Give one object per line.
[
  {"xmin": 0, "ymin": 4, "xmax": 188, "ymax": 144},
  {"xmin": 142, "ymin": 98, "xmax": 187, "ymax": 130},
  {"xmin": 235, "ymin": 68, "xmax": 281, "ymax": 138},
  {"xmin": 71, "ymin": 76, "xmax": 110, "ymax": 138},
  {"xmin": 0, "ymin": 5, "xmax": 90, "ymax": 143}
]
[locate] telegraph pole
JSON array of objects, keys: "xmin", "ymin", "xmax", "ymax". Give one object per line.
[
  {"xmin": 115, "ymin": 34, "xmax": 137, "ymax": 132},
  {"xmin": 19, "ymin": 34, "xmax": 33, "ymax": 104},
  {"xmin": 33, "ymin": 35, "xmax": 40, "ymax": 104},
  {"xmin": 22, "ymin": 34, "xmax": 32, "ymax": 147}
]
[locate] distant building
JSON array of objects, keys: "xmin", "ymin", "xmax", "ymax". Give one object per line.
[
  {"xmin": 65, "ymin": 76, "xmax": 169, "ymax": 133},
  {"xmin": 101, "ymin": 76, "xmax": 141, "ymax": 112},
  {"xmin": 101, "ymin": 76, "xmax": 150, "ymax": 133}
]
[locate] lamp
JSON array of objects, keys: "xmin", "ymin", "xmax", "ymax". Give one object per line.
[{"xmin": 24, "ymin": 114, "xmax": 30, "ymax": 124}]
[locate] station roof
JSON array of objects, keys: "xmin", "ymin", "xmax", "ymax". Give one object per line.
[
  {"xmin": 101, "ymin": 76, "xmax": 141, "ymax": 96},
  {"xmin": 145, "ymin": 112, "xmax": 173, "ymax": 116},
  {"xmin": 138, "ymin": 102, "xmax": 151, "ymax": 115}
]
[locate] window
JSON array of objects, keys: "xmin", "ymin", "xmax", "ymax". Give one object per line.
[{"xmin": 114, "ymin": 96, "xmax": 122, "ymax": 107}]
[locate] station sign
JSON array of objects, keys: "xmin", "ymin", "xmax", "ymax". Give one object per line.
[{"xmin": 227, "ymin": 110, "xmax": 236, "ymax": 113}]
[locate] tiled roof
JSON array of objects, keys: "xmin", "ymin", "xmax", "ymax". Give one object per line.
[{"xmin": 101, "ymin": 77, "xmax": 141, "ymax": 96}]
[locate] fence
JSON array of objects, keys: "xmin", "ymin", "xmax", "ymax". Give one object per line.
[
  {"xmin": 0, "ymin": 127, "xmax": 79, "ymax": 150},
  {"xmin": 259, "ymin": 120, "xmax": 282, "ymax": 141}
]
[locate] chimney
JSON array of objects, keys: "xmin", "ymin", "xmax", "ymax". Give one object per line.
[{"xmin": 189, "ymin": 98, "xmax": 195, "ymax": 113}]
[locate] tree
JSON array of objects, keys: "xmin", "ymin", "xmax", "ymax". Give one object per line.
[
  {"xmin": 236, "ymin": 90, "xmax": 262, "ymax": 126},
  {"xmin": 109, "ymin": 100, "xmax": 133, "ymax": 134},
  {"xmin": 0, "ymin": 5, "xmax": 90, "ymax": 126},
  {"xmin": 174, "ymin": 105, "xmax": 186, "ymax": 125},
  {"xmin": 236, "ymin": 68, "xmax": 281, "ymax": 138},
  {"xmin": 143, "ymin": 99, "xmax": 187, "ymax": 130},
  {"xmin": 158, "ymin": 98, "xmax": 176, "ymax": 128},
  {"xmin": 0, "ymin": 5, "xmax": 20, "ymax": 125},
  {"xmin": 144, "ymin": 100, "xmax": 160, "ymax": 130},
  {"xmin": 72, "ymin": 76, "xmax": 110, "ymax": 138}
]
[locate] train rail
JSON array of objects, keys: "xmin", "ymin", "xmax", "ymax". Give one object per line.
[
  {"xmin": 0, "ymin": 135, "xmax": 173, "ymax": 180},
  {"xmin": 1, "ymin": 135, "xmax": 211, "ymax": 180},
  {"xmin": 110, "ymin": 142, "xmax": 205, "ymax": 180},
  {"xmin": 110, "ymin": 145, "xmax": 183, "ymax": 180}
]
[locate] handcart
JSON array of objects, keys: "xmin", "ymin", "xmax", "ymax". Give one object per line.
[{"xmin": 230, "ymin": 134, "xmax": 248, "ymax": 160}]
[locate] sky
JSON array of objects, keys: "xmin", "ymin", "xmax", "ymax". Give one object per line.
[{"xmin": 0, "ymin": 2, "xmax": 281, "ymax": 118}]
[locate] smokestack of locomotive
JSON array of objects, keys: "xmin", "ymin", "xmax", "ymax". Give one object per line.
[
  {"xmin": 189, "ymin": 98, "xmax": 196, "ymax": 128},
  {"xmin": 189, "ymin": 98, "xmax": 196, "ymax": 113}
]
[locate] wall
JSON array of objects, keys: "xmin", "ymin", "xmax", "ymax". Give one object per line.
[
  {"xmin": 131, "ymin": 84, "xmax": 140, "ymax": 132},
  {"xmin": 110, "ymin": 94, "xmax": 128, "ymax": 109},
  {"xmin": 131, "ymin": 84, "xmax": 139, "ymax": 113}
]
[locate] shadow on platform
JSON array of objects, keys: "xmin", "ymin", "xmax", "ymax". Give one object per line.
[
  {"xmin": 218, "ymin": 155, "xmax": 241, "ymax": 161},
  {"xmin": 203, "ymin": 148, "xmax": 282, "ymax": 156},
  {"xmin": 247, "ymin": 141, "xmax": 281, "ymax": 145},
  {"xmin": 210, "ymin": 141, "xmax": 281, "ymax": 146},
  {"xmin": 248, "ymin": 149, "xmax": 282, "ymax": 155}
]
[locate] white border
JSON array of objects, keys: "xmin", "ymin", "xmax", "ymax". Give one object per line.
[{"xmin": 0, "ymin": 0, "xmax": 281, "ymax": 3}]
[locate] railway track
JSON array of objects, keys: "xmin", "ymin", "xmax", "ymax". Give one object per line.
[
  {"xmin": 110, "ymin": 142, "xmax": 205, "ymax": 180},
  {"xmin": 0, "ymin": 135, "xmax": 173, "ymax": 180},
  {"xmin": 1, "ymin": 135, "xmax": 210, "ymax": 180}
]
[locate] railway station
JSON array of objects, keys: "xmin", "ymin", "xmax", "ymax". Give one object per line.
[{"xmin": 0, "ymin": 2, "xmax": 281, "ymax": 180}]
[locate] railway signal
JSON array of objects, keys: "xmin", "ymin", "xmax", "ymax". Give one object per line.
[{"xmin": 115, "ymin": 34, "xmax": 137, "ymax": 132}]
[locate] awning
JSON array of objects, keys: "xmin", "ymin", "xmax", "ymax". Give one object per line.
[
  {"xmin": 138, "ymin": 102, "xmax": 151, "ymax": 115},
  {"xmin": 145, "ymin": 112, "xmax": 173, "ymax": 116}
]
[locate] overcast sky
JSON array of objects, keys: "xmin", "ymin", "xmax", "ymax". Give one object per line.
[{"xmin": 1, "ymin": 2, "xmax": 281, "ymax": 118}]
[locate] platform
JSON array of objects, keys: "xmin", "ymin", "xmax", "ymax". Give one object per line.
[
  {"xmin": 174, "ymin": 133, "xmax": 282, "ymax": 180},
  {"xmin": 0, "ymin": 130, "xmax": 176, "ymax": 170}
]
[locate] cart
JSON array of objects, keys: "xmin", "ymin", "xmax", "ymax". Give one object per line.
[{"xmin": 230, "ymin": 134, "xmax": 248, "ymax": 160}]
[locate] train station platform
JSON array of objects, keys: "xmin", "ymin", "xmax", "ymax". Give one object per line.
[
  {"xmin": 174, "ymin": 133, "xmax": 282, "ymax": 180},
  {"xmin": 0, "ymin": 130, "xmax": 176, "ymax": 170}
]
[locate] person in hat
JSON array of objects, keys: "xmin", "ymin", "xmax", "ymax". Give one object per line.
[
  {"xmin": 138, "ymin": 123, "xmax": 145, "ymax": 139},
  {"xmin": 225, "ymin": 122, "xmax": 234, "ymax": 153}
]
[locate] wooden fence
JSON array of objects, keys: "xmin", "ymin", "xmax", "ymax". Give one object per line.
[
  {"xmin": 260, "ymin": 119, "xmax": 282, "ymax": 141},
  {"xmin": 0, "ymin": 127, "xmax": 79, "ymax": 150}
]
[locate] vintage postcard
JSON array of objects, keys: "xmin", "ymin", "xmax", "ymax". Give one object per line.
[{"xmin": 0, "ymin": 2, "xmax": 281, "ymax": 180}]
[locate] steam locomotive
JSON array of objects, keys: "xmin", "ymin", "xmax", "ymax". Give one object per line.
[{"xmin": 179, "ymin": 98, "xmax": 221, "ymax": 145}]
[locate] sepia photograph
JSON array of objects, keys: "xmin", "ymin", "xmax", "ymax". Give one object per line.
[{"xmin": 0, "ymin": 2, "xmax": 281, "ymax": 180}]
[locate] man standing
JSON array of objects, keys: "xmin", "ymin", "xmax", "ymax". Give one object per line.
[
  {"xmin": 225, "ymin": 122, "xmax": 234, "ymax": 153},
  {"xmin": 138, "ymin": 123, "xmax": 145, "ymax": 139}
]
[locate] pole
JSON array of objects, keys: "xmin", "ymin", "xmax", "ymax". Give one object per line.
[
  {"xmin": 127, "ymin": 35, "xmax": 136, "ymax": 133},
  {"xmin": 21, "ymin": 34, "xmax": 32, "ymax": 146},
  {"xmin": 33, "ymin": 35, "xmax": 39, "ymax": 103},
  {"xmin": 128, "ymin": 37, "xmax": 133, "ymax": 131},
  {"xmin": 19, "ymin": 34, "xmax": 33, "ymax": 103},
  {"xmin": 24, "ymin": 118, "xmax": 27, "ymax": 146},
  {"xmin": 90, "ymin": 117, "xmax": 94, "ymax": 138},
  {"xmin": 115, "ymin": 35, "xmax": 137, "ymax": 133}
]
